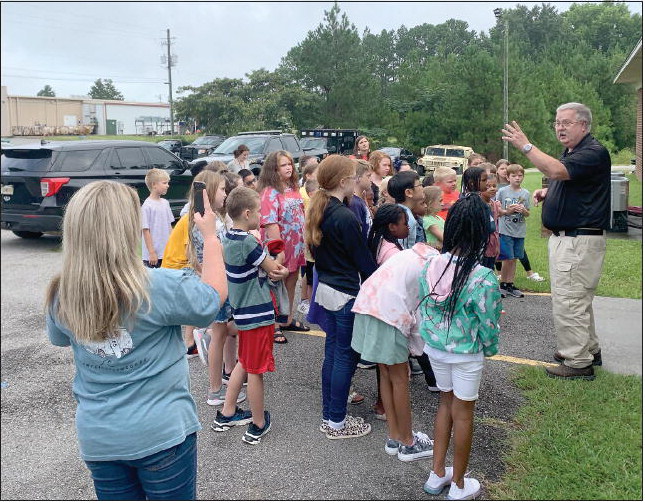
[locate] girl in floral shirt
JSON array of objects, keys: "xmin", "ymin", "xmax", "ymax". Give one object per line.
[
  {"xmin": 257, "ymin": 151, "xmax": 308, "ymax": 342},
  {"xmin": 418, "ymin": 194, "xmax": 501, "ymax": 500}
]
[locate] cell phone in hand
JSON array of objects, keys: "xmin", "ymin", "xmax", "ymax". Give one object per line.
[{"xmin": 193, "ymin": 181, "xmax": 206, "ymax": 216}]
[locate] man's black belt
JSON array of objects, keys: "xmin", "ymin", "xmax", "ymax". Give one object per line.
[{"xmin": 551, "ymin": 228, "xmax": 604, "ymax": 237}]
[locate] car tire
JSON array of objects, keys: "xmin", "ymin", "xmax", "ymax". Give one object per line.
[
  {"xmin": 413, "ymin": 163, "xmax": 425, "ymax": 176},
  {"xmin": 12, "ymin": 231, "xmax": 43, "ymax": 239}
]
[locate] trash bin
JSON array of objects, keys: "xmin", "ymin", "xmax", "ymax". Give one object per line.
[{"xmin": 609, "ymin": 174, "xmax": 629, "ymax": 233}]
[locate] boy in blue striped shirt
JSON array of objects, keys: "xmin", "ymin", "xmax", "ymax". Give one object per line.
[{"xmin": 212, "ymin": 187, "xmax": 289, "ymax": 445}]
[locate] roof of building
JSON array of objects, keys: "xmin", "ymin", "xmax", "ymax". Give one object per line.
[{"xmin": 614, "ymin": 38, "xmax": 642, "ymax": 86}]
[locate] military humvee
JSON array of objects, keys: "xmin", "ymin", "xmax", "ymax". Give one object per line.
[{"xmin": 417, "ymin": 145, "xmax": 473, "ymax": 175}]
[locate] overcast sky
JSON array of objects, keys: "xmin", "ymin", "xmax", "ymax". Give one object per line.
[{"xmin": 1, "ymin": 1, "xmax": 642, "ymax": 103}]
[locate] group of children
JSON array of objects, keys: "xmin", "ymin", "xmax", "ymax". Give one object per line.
[{"xmin": 134, "ymin": 146, "xmax": 540, "ymax": 499}]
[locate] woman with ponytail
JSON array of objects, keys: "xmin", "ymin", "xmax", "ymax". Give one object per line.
[
  {"xmin": 417, "ymin": 194, "xmax": 501, "ymax": 500},
  {"xmin": 305, "ymin": 154, "xmax": 377, "ymax": 440}
]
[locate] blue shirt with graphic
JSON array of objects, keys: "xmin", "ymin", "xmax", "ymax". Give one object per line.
[{"xmin": 47, "ymin": 268, "xmax": 220, "ymax": 461}]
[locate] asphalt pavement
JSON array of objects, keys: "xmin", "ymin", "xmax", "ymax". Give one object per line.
[{"xmin": 0, "ymin": 229, "xmax": 641, "ymax": 500}]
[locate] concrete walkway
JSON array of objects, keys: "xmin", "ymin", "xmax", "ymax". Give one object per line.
[{"xmin": 593, "ymin": 296, "xmax": 643, "ymax": 376}]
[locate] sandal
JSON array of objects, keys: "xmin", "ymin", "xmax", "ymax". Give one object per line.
[
  {"xmin": 273, "ymin": 329, "xmax": 288, "ymax": 344},
  {"xmin": 281, "ymin": 320, "xmax": 310, "ymax": 332},
  {"xmin": 347, "ymin": 391, "xmax": 365, "ymax": 405}
]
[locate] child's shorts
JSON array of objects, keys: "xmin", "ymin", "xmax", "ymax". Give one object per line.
[
  {"xmin": 351, "ymin": 314, "xmax": 409, "ymax": 365},
  {"xmin": 427, "ymin": 354, "xmax": 484, "ymax": 401},
  {"xmin": 498, "ymin": 235, "xmax": 525, "ymax": 261},
  {"xmin": 238, "ymin": 324, "xmax": 275, "ymax": 374},
  {"xmin": 213, "ymin": 298, "xmax": 233, "ymax": 324}
]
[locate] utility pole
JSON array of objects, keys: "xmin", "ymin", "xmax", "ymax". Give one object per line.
[
  {"xmin": 494, "ymin": 8, "xmax": 509, "ymax": 159},
  {"xmin": 161, "ymin": 29, "xmax": 177, "ymax": 135}
]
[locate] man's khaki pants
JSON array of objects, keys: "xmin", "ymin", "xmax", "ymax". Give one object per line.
[{"xmin": 548, "ymin": 233, "xmax": 606, "ymax": 368}]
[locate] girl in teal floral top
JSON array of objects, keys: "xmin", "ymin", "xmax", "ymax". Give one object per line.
[{"xmin": 417, "ymin": 194, "xmax": 501, "ymax": 501}]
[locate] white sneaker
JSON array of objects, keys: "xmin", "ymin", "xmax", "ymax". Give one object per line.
[
  {"xmin": 424, "ymin": 466, "xmax": 453, "ymax": 494},
  {"xmin": 447, "ymin": 478, "xmax": 481, "ymax": 500},
  {"xmin": 297, "ymin": 299, "xmax": 310, "ymax": 315},
  {"xmin": 193, "ymin": 328, "xmax": 210, "ymax": 366},
  {"xmin": 527, "ymin": 272, "xmax": 545, "ymax": 282}
]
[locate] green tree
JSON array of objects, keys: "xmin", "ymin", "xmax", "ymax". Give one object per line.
[
  {"xmin": 88, "ymin": 79, "xmax": 124, "ymax": 100},
  {"xmin": 36, "ymin": 85, "xmax": 55, "ymax": 97},
  {"xmin": 280, "ymin": 2, "xmax": 366, "ymax": 127}
]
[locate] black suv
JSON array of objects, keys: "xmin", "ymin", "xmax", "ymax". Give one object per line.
[
  {"xmin": 180, "ymin": 135, "xmax": 227, "ymax": 161},
  {"xmin": 1, "ymin": 140, "xmax": 192, "ymax": 238},
  {"xmin": 188, "ymin": 131, "xmax": 305, "ymax": 174}
]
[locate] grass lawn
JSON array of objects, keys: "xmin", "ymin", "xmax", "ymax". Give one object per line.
[
  {"xmin": 489, "ymin": 366, "xmax": 643, "ymax": 500},
  {"xmin": 506, "ymin": 171, "xmax": 642, "ymax": 299}
]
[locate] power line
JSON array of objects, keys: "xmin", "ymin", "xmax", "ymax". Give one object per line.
[
  {"xmin": 2, "ymin": 74, "xmax": 165, "ymax": 84},
  {"xmin": 1, "ymin": 66, "xmax": 164, "ymax": 82}
]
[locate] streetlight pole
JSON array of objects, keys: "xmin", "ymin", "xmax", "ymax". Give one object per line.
[
  {"xmin": 503, "ymin": 16, "xmax": 509, "ymax": 159},
  {"xmin": 494, "ymin": 8, "xmax": 509, "ymax": 159}
]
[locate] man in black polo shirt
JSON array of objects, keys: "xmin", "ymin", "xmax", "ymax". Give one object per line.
[{"xmin": 501, "ymin": 102, "xmax": 610, "ymax": 381}]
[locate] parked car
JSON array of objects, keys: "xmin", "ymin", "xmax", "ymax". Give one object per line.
[
  {"xmin": 416, "ymin": 144, "xmax": 474, "ymax": 175},
  {"xmin": 157, "ymin": 139, "xmax": 186, "ymax": 155},
  {"xmin": 188, "ymin": 131, "xmax": 306, "ymax": 175},
  {"xmin": 299, "ymin": 137, "xmax": 329, "ymax": 161},
  {"xmin": 300, "ymin": 129, "xmax": 360, "ymax": 156},
  {"xmin": 1, "ymin": 140, "xmax": 192, "ymax": 239},
  {"xmin": 378, "ymin": 147, "xmax": 420, "ymax": 175},
  {"xmin": 180, "ymin": 135, "xmax": 227, "ymax": 161}
]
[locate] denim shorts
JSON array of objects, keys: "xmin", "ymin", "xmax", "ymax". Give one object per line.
[
  {"xmin": 498, "ymin": 235, "xmax": 525, "ymax": 261},
  {"xmin": 213, "ymin": 298, "xmax": 233, "ymax": 324},
  {"xmin": 428, "ymin": 358, "xmax": 484, "ymax": 401}
]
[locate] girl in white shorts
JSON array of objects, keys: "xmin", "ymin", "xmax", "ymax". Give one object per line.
[{"xmin": 418, "ymin": 194, "xmax": 501, "ymax": 500}]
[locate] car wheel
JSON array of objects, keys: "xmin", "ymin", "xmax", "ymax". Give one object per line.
[
  {"xmin": 413, "ymin": 163, "xmax": 424, "ymax": 176},
  {"xmin": 12, "ymin": 231, "xmax": 43, "ymax": 239}
]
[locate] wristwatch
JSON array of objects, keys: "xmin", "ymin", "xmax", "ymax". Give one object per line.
[{"xmin": 522, "ymin": 143, "xmax": 533, "ymax": 154}]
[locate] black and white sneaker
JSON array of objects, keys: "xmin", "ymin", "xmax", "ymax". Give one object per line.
[
  {"xmin": 211, "ymin": 407, "xmax": 252, "ymax": 431},
  {"xmin": 242, "ymin": 411, "xmax": 271, "ymax": 445},
  {"xmin": 504, "ymin": 283, "xmax": 524, "ymax": 298}
]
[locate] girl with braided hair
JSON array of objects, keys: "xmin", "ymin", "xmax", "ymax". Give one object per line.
[
  {"xmin": 418, "ymin": 194, "xmax": 501, "ymax": 500},
  {"xmin": 368, "ymin": 203, "xmax": 408, "ymax": 264}
]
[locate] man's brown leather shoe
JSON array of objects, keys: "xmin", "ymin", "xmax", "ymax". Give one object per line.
[
  {"xmin": 553, "ymin": 350, "xmax": 602, "ymax": 366},
  {"xmin": 546, "ymin": 363, "xmax": 595, "ymax": 380}
]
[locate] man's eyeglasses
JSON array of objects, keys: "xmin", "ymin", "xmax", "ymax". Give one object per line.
[{"xmin": 552, "ymin": 120, "xmax": 584, "ymax": 128}]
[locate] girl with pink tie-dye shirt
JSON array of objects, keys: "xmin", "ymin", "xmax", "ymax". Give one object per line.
[{"xmin": 352, "ymin": 202, "xmax": 439, "ymax": 462}]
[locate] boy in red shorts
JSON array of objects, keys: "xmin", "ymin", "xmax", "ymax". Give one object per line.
[{"xmin": 212, "ymin": 186, "xmax": 289, "ymax": 444}]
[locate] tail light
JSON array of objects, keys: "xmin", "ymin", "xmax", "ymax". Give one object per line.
[{"xmin": 40, "ymin": 177, "xmax": 70, "ymax": 197}]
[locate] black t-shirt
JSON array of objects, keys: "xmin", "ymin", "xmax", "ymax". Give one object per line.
[
  {"xmin": 313, "ymin": 197, "xmax": 377, "ymax": 296},
  {"xmin": 541, "ymin": 134, "xmax": 611, "ymax": 231}
]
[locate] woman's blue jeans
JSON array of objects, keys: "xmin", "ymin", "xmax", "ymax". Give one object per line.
[
  {"xmin": 84, "ymin": 433, "xmax": 197, "ymax": 500},
  {"xmin": 321, "ymin": 299, "xmax": 359, "ymax": 423}
]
